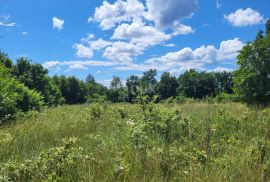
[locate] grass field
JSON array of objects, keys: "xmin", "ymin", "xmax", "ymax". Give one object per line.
[{"xmin": 1, "ymin": 102, "xmax": 270, "ymax": 181}]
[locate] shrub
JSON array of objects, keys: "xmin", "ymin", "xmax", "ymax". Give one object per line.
[
  {"xmin": 0, "ymin": 137, "xmax": 82, "ymax": 182},
  {"xmin": 215, "ymin": 92, "xmax": 242, "ymax": 103},
  {"xmin": 0, "ymin": 64, "xmax": 44, "ymax": 123}
]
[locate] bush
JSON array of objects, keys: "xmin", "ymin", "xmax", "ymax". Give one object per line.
[
  {"xmin": 0, "ymin": 137, "xmax": 83, "ymax": 182},
  {"xmin": 0, "ymin": 64, "xmax": 44, "ymax": 123},
  {"xmin": 87, "ymin": 93, "xmax": 107, "ymax": 103},
  {"xmin": 215, "ymin": 92, "xmax": 242, "ymax": 103}
]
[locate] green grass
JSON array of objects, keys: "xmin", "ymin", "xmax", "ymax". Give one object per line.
[{"xmin": 1, "ymin": 102, "xmax": 270, "ymax": 181}]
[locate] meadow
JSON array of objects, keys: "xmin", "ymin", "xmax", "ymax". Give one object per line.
[{"xmin": 1, "ymin": 101, "xmax": 270, "ymax": 181}]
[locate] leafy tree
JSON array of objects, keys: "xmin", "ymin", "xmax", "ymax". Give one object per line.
[
  {"xmin": 85, "ymin": 74, "xmax": 95, "ymax": 84},
  {"xmin": 85, "ymin": 74, "xmax": 108, "ymax": 103},
  {"xmin": 109, "ymin": 76, "xmax": 126, "ymax": 102},
  {"xmin": 66, "ymin": 76, "xmax": 87, "ymax": 104},
  {"xmin": 140, "ymin": 69, "xmax": 157, "ymax": 97},
  {"xmin": 266, "ymin": 19, "xmax": 270, "ymax": 34},
  {"xmin": 126, "ymin": 75, "xmax": 140, "ymax": 102},
  {"xmin": 0, "ymin": 51, "xmax": 12, "ymax": 69},
  {"xmin": 12, "ymin": 58, "xmax": 63, "ymax": 106},
  {"xmin": 178, "ymin": 69, "xmax": 216, "ymax": 99},
  {"xmin": 214, "ymin": 72, "xmax": 234, "ymax": 94},
  {"xmin": 0, "ymin": 64, "xmax": 44, "ymax": 122},
  {"xmin": 234, "ymin": 20, "xmax": 270, "ymax": 104},
  {"xmin": 157, "ymin": 72, "xmax": 179, "ymax": 99}
]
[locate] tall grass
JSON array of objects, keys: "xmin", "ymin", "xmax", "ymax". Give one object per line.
[{"xmin": 1, "ymin": 102, "xmax": 270, "ymax": 181}]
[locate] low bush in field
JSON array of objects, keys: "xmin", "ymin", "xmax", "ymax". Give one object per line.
[
  {"xmin": 215, "ymin": 92, "xmax": 242, "ymax": 103},
  {"xmin": 0, "ymin": 138, "xmax": 82, "ymax": 182}
]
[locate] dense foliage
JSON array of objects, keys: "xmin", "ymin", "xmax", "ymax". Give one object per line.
[
  {"xmin": 234, "ymin": 20, "xmax": 270, "ymax": 105},
  {"xmin": 0, "ymin": 64, "xmax": 43, "ymax": 123}
]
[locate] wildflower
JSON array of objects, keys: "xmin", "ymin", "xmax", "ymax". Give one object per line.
[
  {"xmin": 85, "ymin": 155, "xmax": 90, "ymax": 160},
  {"xmin": 127, "ymin": 119, "xmax": 135, "ymax": 126},
  {"xmin": 119, "ymin": 164, "xmax": 124, "ymax": 172}
]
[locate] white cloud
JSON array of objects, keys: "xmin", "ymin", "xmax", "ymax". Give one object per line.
[
  {"xmin": 73, "ymin": 43, "xmax": 93, "ymax": 58},
  {"xmin": 81, "ymin": 34, "xmax": 95, "ymax": 42},
  {"xmin": 103, "ymin": 41, "xmax": 143, "ymax": 64},
  {"xmin": 164, "ymin": 43, "xmax": 176, "ymax": 47},
  {"xmin": 89, "ymin": 38, "xmax": 112, "ymax": 50},
  {"xmin": 43, "ymin": 60, "xmax": 116, "ymax": 71},
  {"xmin": 73, "ymin": 34, "xmax": 112, "ymax": 59},
  {"xmin": 112, "ymin": 21, "xmax": 171, "ymax": 47},
  {"xmin": 91, "ymin": 0, "xmax": 145, "ymax": 30},
  {"xmin": 68, "ymin": 64, "xmax": 88, "ymax": 70},
  {"xmin": 21, "ymin": 32, "xmax": 28, "ymax": 35},
  {"xmin": 0, "ymin": 14, "xmax": 16, "ymax": 27},
  {"xmin": 171, "ymin": 22, "xmax": 194, "ymax": 36},
  {"xmin": 213, "ymin": 67, "xmax": 233, "ymax": 72},
  {"xmin": 217, "ymin": 38, "xmax": 244, "ymax": 60},
  {"xmin": 43, "ymin": 61, "xmax": 61, "ymax": 69},
  {"xmin": 52, "ymin": 17, "xmax": 64, "ymax": 30},
  {"xmin": 0, "ymin": 22, "xmax": 16, "ymax": 27},
  {"xmin": 216, "ymin": 0, "xmax": 221, "ymax": 9},
  {"xmin": 224, "ymin": 8, "xmax": 264, "ymax": 27},
  {"xmin": 145, "ymin": 0, "xmax": 198, "ymax": 28},
  {"xmin": 114, "ymin": 38, "xmax": 244, "ymax": 73}
]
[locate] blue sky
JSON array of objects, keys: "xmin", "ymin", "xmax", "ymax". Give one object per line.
[{"xmin": 0, "ymin": 0, "xmax": 269, "ymax": 86}]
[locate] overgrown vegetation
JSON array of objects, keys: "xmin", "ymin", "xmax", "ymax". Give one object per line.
[{"xmin": 1, "ymin": 103, "xmax": 270, "ymax": 181}]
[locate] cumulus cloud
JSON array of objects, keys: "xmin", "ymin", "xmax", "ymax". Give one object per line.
[
  {"xmin": 78, "ymin": 0, "xmax": 198, "ymax": 65},
  {"xmin": 171, "ymin": 22, "xmax": 194, "ymax": 35},
  {"xmin": 224, "ymin": 8, "xmax": 264, "ymax": 27},
  {"xmin": 73, "ymin": 43, "xmax": 93, "ymax": 58},
  {"xmin": 91, "ymin": 0, "xmax": 145, "ymax": 30},
  {"xmin": 112, "ymin": 21, "xmax": 171, "ymax": 47},
  {"xmin": 217, "ymin": 38, "xmax": 245, "ymax": 60},
  {"xmin": 145, "ymin": 0, "xmax": 198, "ymax": 28},
  {"xmin": 103, "ymin": 41, "xmax": 143, "ymax": 64},
  {"xmin": 43, "ymin": 61, "xmax": 61, "ymax": 69},
  {"xmin": 115, "ymin": 38, "xmax": 244, "ymax": 72},
  {"xmin": 52, "ymin": 17, "xmax": 64, "ymax": 30},
  {"xmin": 81, "ymin": 34, "xmax": 95, "ymax": 42},
  {"xmin": 89, "ymin": 38, "xmax": 112, "ymax": 50}
]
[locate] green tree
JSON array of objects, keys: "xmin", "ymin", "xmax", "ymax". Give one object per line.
[
  {"xmin": 140, "ymin": 69, "xmax": 157, "ymax": 97},
  {"xmin": 234, "ymin": 20, "xmax": 270, "ymax": 104},
  {"xmin": 178, "ymin": 69, "xmax": 216, "ymax": 99},
  {"xmin": 157, "ymin": 72, "xmax": 179, "ymax": 99},
  {"xmin": 66, "ymin": 76, "xmax": 87, "ymax": 104},
  {"xmin": 214, "ymin": 72, "xmax": 234, "ymax": 94},
  {"xmin": 126, "ymin": 75, "xmax": 140, "ymax": 102},
  {"xmin": 109, "ymin": 76, "xmax": 126, "ymax": 102},
  {"xmin": 0, "ymin": 51, "xmax": 13, "ymax": 69},
  {"xmin": 0, "ymin": 64, "xmax": 44, "ymax": 122},
  {"xmin": 12, "ymin": 58, "xmax": 63, "ymax": 106}
]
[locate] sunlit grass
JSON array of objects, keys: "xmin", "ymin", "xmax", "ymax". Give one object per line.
[{"xmin": 1, "ymin": 102, "xmax": 270, "ymax": 181}]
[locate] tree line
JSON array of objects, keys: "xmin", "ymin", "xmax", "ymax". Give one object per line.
[{"xmin": 0, "ymin": 18, "xmax": 270, "ymax": 122}]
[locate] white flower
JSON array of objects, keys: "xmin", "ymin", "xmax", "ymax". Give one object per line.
[
  {"xmin": 119, "ymin": 164, "xmax": 124, "ymax": 171},
  {"xmin": 127, "ymin": 119, "xmax": 135, "ymax": 126}
]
